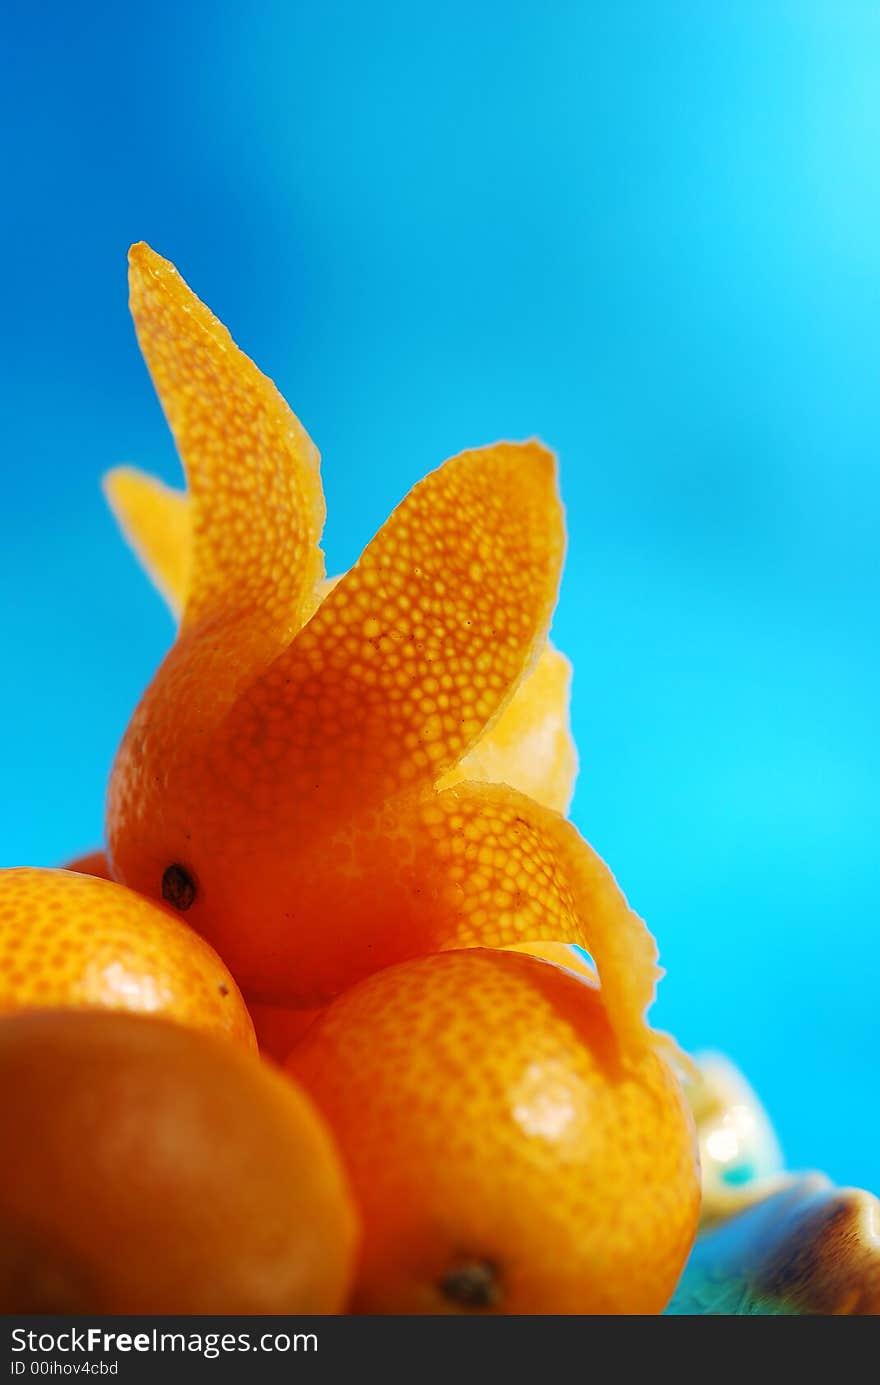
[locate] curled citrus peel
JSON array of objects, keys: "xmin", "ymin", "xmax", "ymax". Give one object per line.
[
  {"xmin": 105, "ymin": 467, "xmax": 576, "ymax": 815},
  {"xmin": 123, "ymin": 243, "xmax": 325, "ymax": 650},
  {"xmin": 107, "ymin": 244, "xmax": 659, "ymax": 1052},
  {"xmin": 104, "ymin": 468, "xmax": 192, "ymax": 617}
]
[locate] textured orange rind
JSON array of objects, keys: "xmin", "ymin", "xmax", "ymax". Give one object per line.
[{"xmin": 106, "ymin": 244, "xmax": 658, "ymax": 1054}]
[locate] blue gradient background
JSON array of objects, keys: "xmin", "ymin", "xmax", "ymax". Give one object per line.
[{"xmin": 2, "ymin": 3, "xmax": 878, "ymax": 1189}]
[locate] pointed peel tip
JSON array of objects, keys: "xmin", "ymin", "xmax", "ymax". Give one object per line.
[
  {"xmin": 101, "ymin": 464, "xmax": 136, "ymax": 510},
  {"xmin": 504, "ymin": 437, "xmax": 560, "ymax": 489},
  {"xmin": 128, "ymin": 241, "xmax": 177, "ymax": 287},
  {"xmin": 128, "ymin": 240, "xmax": 158, "ymax": 263},
  {"xmin": 497, "ymin": 436, "xmax": 555, "ymax": 462}
]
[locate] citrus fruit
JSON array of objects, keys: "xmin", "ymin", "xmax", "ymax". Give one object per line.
[
  {"xmin": 0, "ymin": 1009, "xmax": 358, "ymax": 1313},
  {"xmin": 0, "ymin": 867, "xmax": 255, "ymax": 1048},
  {"xmin": 287, "ymin": 948, "xmax": 700, "ymax": 1314},
  {"xmin": 108, "ymin": 247, "xmax": 646, "ymax": 1021}
]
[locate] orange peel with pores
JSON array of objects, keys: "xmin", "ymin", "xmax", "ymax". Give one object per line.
[
  {"xmin": 58, "ymin": 865, "xmax": 597, "ymax": 1063},
  {"xmin": 0, "ymin": 867, "xmax": 256, "ymax": 1048},
  {"xmin": 288, "ymin": 949, "xmax": 700, "ymax": 1313},
  {"xmin": 106, "ymin": 244, "xmax": 659, "ymax": 1052},
  {"xmin": 104, "ymin": 478, "xmax": 577, "ymax": 817}
]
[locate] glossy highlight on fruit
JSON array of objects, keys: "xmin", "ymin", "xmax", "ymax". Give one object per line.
[
  {"xmin": 105, "ymin": 245, "xmax": 658, "ymax": 1053},
  {"xmin": 288, "ymin": 948, "xmax": 701, "ymax": 1314},
  {"xmin": 0, "ymin": 867, "xmax": 255, "ymax": 1048},
  {"xmin": 0, "ymin": 1010, "xmax": 359, "ymax": 1313}
]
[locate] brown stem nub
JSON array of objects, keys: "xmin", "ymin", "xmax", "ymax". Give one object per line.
[
  {"xmin": 438, "ymin": 1258, "xmax": 501, "ymax": 1311},
  {"xmin": 161, "ymin": 863, "xmax": 196, "ymax": 912}
]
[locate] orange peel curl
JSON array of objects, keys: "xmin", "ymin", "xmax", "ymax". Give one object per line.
[{"xmin": 106, "ymin": 245, "xmax": 658, "ymax": 1053}]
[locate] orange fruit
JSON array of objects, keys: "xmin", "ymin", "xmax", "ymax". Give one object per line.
[
  {"xmin": 108, "ymin": 247, "xmax": 658, "ymax": 1028},
  {"xmin": 0, "ymin": 1010, "xmax": 358, "ymax": 1313},
  {"xmin": 288, "ymin": 948, "xmax": 700, "ymax": 1314},
  {"xmin": 0, "ymin": 867, "xmax": 255, "ymax": 1048},
  {"xmin": 63, "ymin": 849, "xmax": 112, "ymax": 879}
]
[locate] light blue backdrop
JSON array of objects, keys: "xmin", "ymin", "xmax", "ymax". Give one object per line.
[{"xmin": 2, "ymin": 2, "xmax": 878, "ymax": 1189}]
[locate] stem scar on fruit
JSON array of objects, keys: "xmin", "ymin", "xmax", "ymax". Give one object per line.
[
  {"xmin": 161, "ymin": 863, "xmax": 197, "ymax": 911},
  {"xmin": 105, "ymin": 243, "xmax": 661, "ymax": 1053},
  {"xmin": 439, "ymin": 1259, "xmax": 502, "ymax": 1310}
]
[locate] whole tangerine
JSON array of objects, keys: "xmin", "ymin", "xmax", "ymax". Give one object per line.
[
  {"xmin": 288, "ymin": 948, "xmax": 700, "ymax": 1314},
  {"xmin": 0, "ymin": 1010, "xmax": 358, "ymax": 1313}
]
